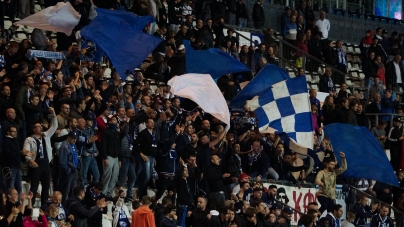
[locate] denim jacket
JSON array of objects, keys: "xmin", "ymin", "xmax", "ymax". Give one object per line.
[{"xmin": 59, "ymin": 140, "xmax": 80, "ymax": 175}]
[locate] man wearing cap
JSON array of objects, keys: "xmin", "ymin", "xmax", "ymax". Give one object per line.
[
  {"xmin": 280, "ymin": 207, "xmax": 293, "ymax": 227},
  {"xmin": 24, "ymin": 107, "xmax": 57, "ymax": 206},
  {"xmin": 59, "ymin": 130, "xmax": 80, "ymax": 204},
  {"xmin": 81, "ymin": 115, "xmax": 99, "ymax": 187},
  {"xmin": 388, "ymin": 117, "xmax": 404, "ymax": 170}
]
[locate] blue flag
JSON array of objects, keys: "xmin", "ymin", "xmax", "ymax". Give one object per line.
[
  {"xmin": 246, "ymin": 76, "xmax": 313, "ymax": 149},
  {"xmin": 80, "ymin": 37, "xmax": 104, "ymax": 62},
  {"xmin": 183, "ymin": 40, "xmax": 250, "ymax": 79},
  {"xmin": 323, "ymin": 123, "xmax": 399, "ymax": 186},
  {"xmin": 95, "ymin": 8, "xmax": 155, "ymax": 31},
  {"xmin": 81, "ymin": 12, "xmax": 162, "ymax": 80},
  {"xmin": 230, "ymin": 64, "xmax": 289, "ymax": 108}
]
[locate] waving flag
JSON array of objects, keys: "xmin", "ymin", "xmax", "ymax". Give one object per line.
[
  {"xmin": 183, "ymin": 41, "xmax": 250, "ymax": 79},
  {"xmin": 95, "ymin": 8, "xmax": 155, "ymax": 30},
  {"xmin": 80, "ymin": 37, "xmax": 104, "ymax": 62},
  {"xmin": 16, "ymin": 2, "xmax": 80, "ymax": 35},
  {"xmin": 245, "ymin": 76, "xmax": 313, "ymax": 149},
  {"xmin": 81, "ymin": 9, "xmax": 162, "ymax": 80},
  {"xmin": 324, "ymin": 123, "xmax": 399, "ymax": 186},
  {"xmin": 168, "ymin": 74, "xmax": 231, "ymax": 131},
  {"xmin": 230, "ymin": 64, "xmax": 289, "ymax": 108}
]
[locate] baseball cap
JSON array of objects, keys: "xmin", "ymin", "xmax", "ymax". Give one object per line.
[
  {"xmin": 270, "ymin": 203, "xmax": 282, "ymax": 211},
  {"xmin": 68, "ymin": 131, "xmax": 78, "ymax": 139},
  {"xmin": 382, "ymin": 29, "xmax": 388, "ymax": 34},
  {"xmin": 178, "ymin": 44, "xmax": 185, "ymax": 50},
  {"xmin": 282, "ymin": 207, "xmax": 293, "ymax": 214},
  {"xmin": 239, "ymin": 173, "xmax": 249, "ymax": 181},
  {"xmin": 393, "ymin": 117, "xmax": 403, "ymax": 122},
  {"xmin": 365, "ymin": 30, "xmax": 371, "ymax": 33}
]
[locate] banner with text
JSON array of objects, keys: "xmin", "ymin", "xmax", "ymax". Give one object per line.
[{"xmin": 262, "ymin": 183, "xmax": 346, "ymax": 224}]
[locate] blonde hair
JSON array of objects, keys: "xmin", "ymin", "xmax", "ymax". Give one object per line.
[{"xmin": 45, "ymin": 204, "xmax": 59, "ymax": 218}]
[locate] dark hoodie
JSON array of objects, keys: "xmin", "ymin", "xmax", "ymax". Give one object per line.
[{"xmin": 67, "ymin": 197, "xmax": 100, "ymax": 227}]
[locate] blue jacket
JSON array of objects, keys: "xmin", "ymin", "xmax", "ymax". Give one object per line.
[
  {"xmin": 380, "ymin": 96, "xmax": 399, "ymax": 121},
  {"xmin": 59, "ymin": 140, "xmax": 80, "ymax": 175},
  {"xmin": 283, "ymin": 22, "xmax": 297, "ymax": 36}
]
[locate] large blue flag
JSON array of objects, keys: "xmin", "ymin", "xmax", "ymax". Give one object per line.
[
  {"xmin": 229, "ymin": 64, "xmax": 289, "ymax": 108},
  {"xmin": 95, "ymin": 8, "xmax": 155, "ymax": 31},
  {"xmin": 81, "ymin": 11, "xmax": 162, "ymax": 80},
  {"xmin": 323, "ymin": 123, "xmax": 399, "ymax": 186},
  {"xmin": 183, "ymin": 40, "xmax": 250, "ymax": 79},
  {"xmin": 245, "ymin": 76, "xmax": 313, "ymax": 149},
  {"xmin": 80, "ymin": 37, "xmax": 104, "ymax": 62}
]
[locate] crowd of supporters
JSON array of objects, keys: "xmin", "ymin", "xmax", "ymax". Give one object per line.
[{"xmin": 0, "ymin": 0, "xmax": 402, "ymax": 227}]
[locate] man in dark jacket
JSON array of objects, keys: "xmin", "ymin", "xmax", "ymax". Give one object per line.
[
  {"xmin": 252, "ymin": 0, "xmax": 265, "ymax": 29},
  {"xmin": 67, "ymin": 187, "xmax": 108, "ymax": 227},
  {"xmin": 207, "ymin": 155, "xmax": 234, "ymax": 203},
  {"xmin": 155, "ymin": 196, "xmax": 173, "ymax": 227},
  {"xmin": 161, "ymin": 204, "xmax": 178, "ymax": 227},
  {"xmin": 319, "ymin": 67, "xmax": 336, "ymax": 93},
  {"xmin": 218, "ymin": 74, "xmax": 238, "ymax": 101},
  {"xmin": 83, "ymin": 183, "xmax": 107, "ymax": 227},
  {"xmin": 386, "ymin": 54, "xmax": 404, "ymax": 89},
  {"xmin": 243, "ymin": 140, "xmax": 269, "ymax": 180},
  {"xmin": 100, "ymin": 115, "xmax": 122, "ymax": 200},
  {"xmin": 276, "ymin": 152, "xmax": 305, "ymax": 185},
  {"xmin": 136, "ymin": 118, "xmax": 160, "ymax": 198},
  {"xmin": 208, "ymin": 206, "xmax": 229, "ymax": 227},
  {"xmin": 186, "ymin": 196, "xmax": 210, "ymax": 227},
  {"xmin": 2, "ymin": 125, "xmax": 29, "ymax": 195}
]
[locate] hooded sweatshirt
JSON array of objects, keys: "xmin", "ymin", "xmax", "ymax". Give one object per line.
[{"xmin": 132, "ymin": 205, "xmax": 156, "ymax": 227}]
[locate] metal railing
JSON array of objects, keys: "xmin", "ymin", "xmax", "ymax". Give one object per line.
[
  {"xmin": 366, "ymin": 113, "xmax": 404, "ymax": 128},
  {"xmin": 239, "ymin": 0, "xmax": 404, "ymax": 45},
  {"xmin": 347, "ymin": 184, "xmax": 404, "ymax": 215},
  {"xmin": 225, "ymin": 23, "xmax": 349, "ymax": 84}
]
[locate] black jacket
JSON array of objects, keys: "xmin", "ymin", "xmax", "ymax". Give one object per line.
[
  {"xmin": 186, "ymin": 208, "xmax": 210, "ymax": 227},
  {"xmin": 83, "ymin": 185, "xmax": 107, "ymax": 223},
  {"xmin": 100, "ymin": 126, "xmax": 122, "ymax": 159},
  {"xmin": 362, "ymin": 57, "xmax": 378, "ymax": 78},
  {"xmin": 67, "ymin": 197, "xmax": 101, "ymax": 227},
  {"xmin": 2, "ymin": 136, "xmax": 22, "ymax": 168},
  {"xmin": 136, "ymin": 128, "xmax": 159, "ymax": 157},
  {"xmin": 386, "ymin": 60, "xmax": 404, "ymax": 87},
  {"xmin": 319, "ymin": 75, "xmax": 335, "ymax": 93},
  {"xmin": 206, "ymin": 163, "xmax": 230, "ymax": 192},
  {"xmin": 252, "ymin": 2, "xmax": 265, "ymax": 22}
]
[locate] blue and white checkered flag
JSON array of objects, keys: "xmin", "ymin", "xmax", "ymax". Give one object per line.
[{"xmin": 246, "ymin": 76, "xmax": 314, "ymax": 149}]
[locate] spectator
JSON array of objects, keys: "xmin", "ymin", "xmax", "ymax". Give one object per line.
[
  {"xmin": 160, "ymin": 204, "xmax": 178, "ymax": 227},
  {"xmin": 315, "ymin": 152, "xmax": 347, "ymax": 214},
  {"xmin": 24, "ymin": 107, "xmax": 57, "ymax": 206},
  {"xmin": 370, "ymin": 204, "xmax": 393, "ymax": 227},
  {"xmin": 388, "ymin": 117, "xmax": 403, "ymax": 171},
  {"xmin": 281, "ymin": 7, "xmax": 292, "ymax": 36},
  {"xmin": 100, "ymin": 114, "xmax": 122, "ymax": 200},
  {"xmin": 252, "ymin": 0, "xmax": 264, "ymax": 29},
  {"xmin": 316, "ymin": 11, "xmax": 330, "ymax": 49},
  {"xmin": 235, "ymin": 0, "xmax": 247, "ymax": 27},
  {"xmin": 319, "ymin": 67, "xmax": 335, "ymax": 93},
  {"xmin": 83, "ymin": 182, "xmax": 107, "ymax": 227},
  {"xmin": 359, "ymin": 30, "xmax": 373, "ymax": 57},
  {"xmin": 352, "ymin": 195, "xmax": 376, "ymax": 226},
  {"xmin": 335, "ymin": 40, "xmax": 347, "ymax": 75},
  {"xmin": 325, "ymin": 204, "xmax": 343, "ymax": 227},
  {"xmin": 355, "ymin": 103, "xmax": 369, "ymax": 128},
  {"xmin": 386, "ymin": 54, "xmax": 404, "ymax": 91},
  {"xmin": 283, "ymin": 15, "xmax": 297, "ymax": 44},
  {"xmin": 67, "ymin": 187, "xmax": 108, "ymax": 227},
  {"xmin": 341, "ymin": 211, "xmax": 356, "ymax": 227},
  {"xmin": 132, "ymin": 196, "xmax": 156, "ymax": 227},
  {"xmin": 369, "ymin": 76, "xmax": 386, "ymax": 102},
  {"xmin": 371, "ymin": 120, "xmax": 387, "ymax": 148},
  {"xmin": 380, "ymin": 89, "xmax": 399, "ymax": 123},
  {"xmin": 58, "ymin": 131, "xmax": 80, "ymax": 204},
  {"xmin": 368, "ymin": 37, "xmax": 388, "ymax": 63}
]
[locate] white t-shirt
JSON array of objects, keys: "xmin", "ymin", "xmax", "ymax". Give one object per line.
[{"xmin": 316, "ymin": 19, "xmax": 330, "ymax": 39}]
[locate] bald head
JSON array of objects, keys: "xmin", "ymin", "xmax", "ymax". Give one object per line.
[
  {"xmin": 52, "ymin": 191, "xmax": 63, "ymax": 205},
  {"xmin": 6, "ymin": 108, "xmax": 16, "ymax": 120}
]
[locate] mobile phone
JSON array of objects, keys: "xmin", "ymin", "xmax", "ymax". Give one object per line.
[{"xmin": 32, "ymin": 208, "xmax": 39, "ymax": 217}]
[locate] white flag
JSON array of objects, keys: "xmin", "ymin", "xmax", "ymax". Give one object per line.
[
  {"xmin": 168, "ymin": 74, "xmax": 231, "ymax": 131},
  {"xmin": 16, "ymin": 2, "xmax": 81, "ymax": 35}
]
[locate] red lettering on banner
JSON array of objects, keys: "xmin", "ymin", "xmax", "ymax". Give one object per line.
[
  {"xmin": 293, "ymin": 190, "xmax": 302, "ymax": 221},
  {"xmin": 293, "ymin": 189, "xmax": 317, "ymax": 221}
]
